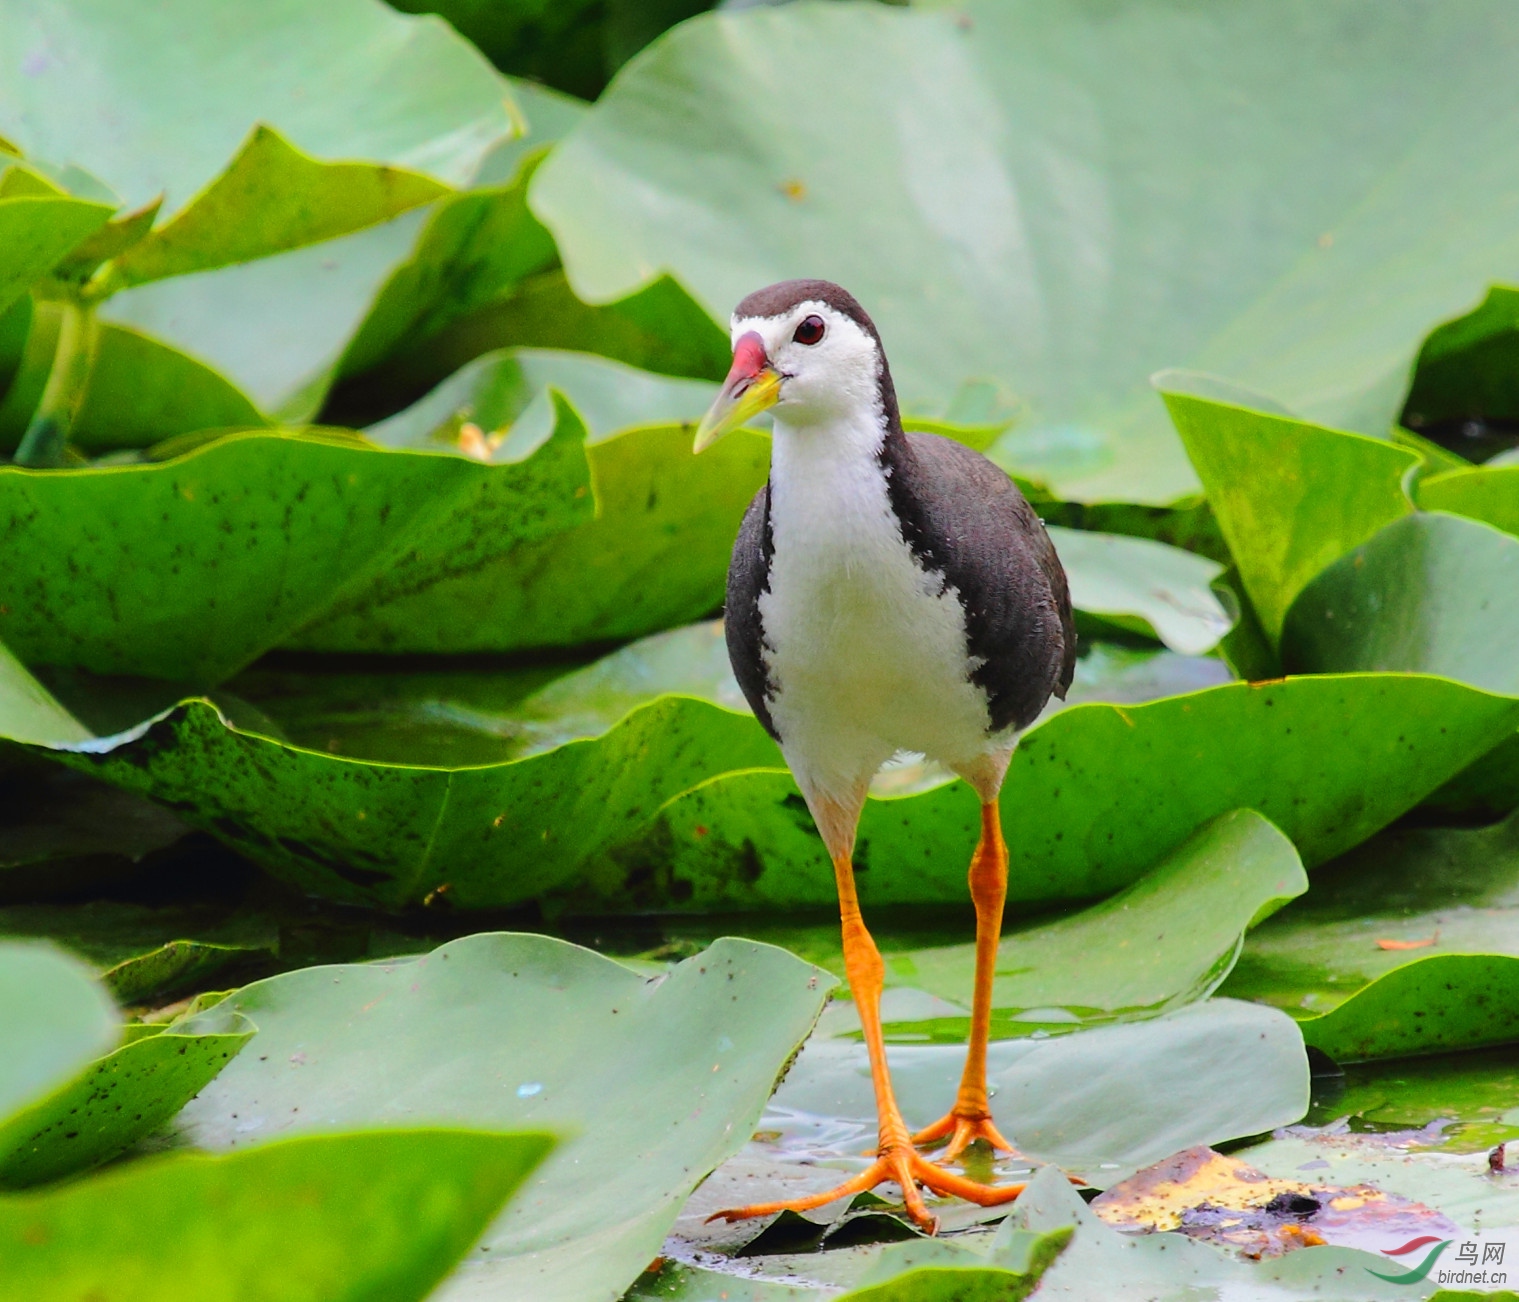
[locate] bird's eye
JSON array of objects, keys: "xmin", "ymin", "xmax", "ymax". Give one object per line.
[{"xmin": 793, "ymin": 314, "xmax": 825, "ymax": 346}]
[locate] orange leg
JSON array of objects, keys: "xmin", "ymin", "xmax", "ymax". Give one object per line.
[
  {"xmin": 912, "ymin": 800, "xmax": 1021, "ymax": 1162},
  {"xmin": 710, "ymin": 849, "xmax": 1028, "ymax": 1234}
]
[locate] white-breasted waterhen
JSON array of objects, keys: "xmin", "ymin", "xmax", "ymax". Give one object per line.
[{"xmin": 694, "ymin": 280, "xmax": 1076, "ymax": 1233}]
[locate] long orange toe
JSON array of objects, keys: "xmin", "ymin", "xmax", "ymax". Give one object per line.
[{"xmin": 707, "ymin": 1142, "xmax": 1029, "ymax": 1235}]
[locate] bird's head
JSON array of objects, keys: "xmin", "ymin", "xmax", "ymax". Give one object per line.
[{"xmin": 693, "ymin": 279, "xmax": 896, "ymax": 452}]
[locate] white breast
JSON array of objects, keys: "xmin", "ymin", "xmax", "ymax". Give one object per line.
[{"xmin": 759, "ymin": 412, "xmax": 994, "ymax": 803}]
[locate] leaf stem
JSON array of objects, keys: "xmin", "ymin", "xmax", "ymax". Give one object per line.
[{"xmin": 14, "ymin": 297, "xmax": 98, "ymax": 468}]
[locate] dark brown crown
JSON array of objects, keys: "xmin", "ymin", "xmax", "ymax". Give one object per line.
[{"xmin": 733, "ymin": 279, "xmax": 883, "ymax": 348}]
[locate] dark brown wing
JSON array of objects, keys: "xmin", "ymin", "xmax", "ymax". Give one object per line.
[{"xmin": 879, "ymin": 431, "xmax": 1075, "ymax": 732}]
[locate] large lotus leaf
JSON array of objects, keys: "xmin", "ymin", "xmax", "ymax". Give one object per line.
[
  {"xmin": 1284, "ymin": 512, "xmax": 1519, "ymax": 694},
  {"xmin": 1160, "ymin": 385, "xmax": 1419, "ymax": 642},
  {"xmin": 0, "ymin": 420, "xmax": 588, "ymax": 684},
  {"xmin": 0, "ymin": 942, "xmax": 116, "ymax": 1124},
  {"xmin": 0, "ymin": 0, "xmax": 512, "ymax": 214},
  {"xmin": 1418, "ymin": 464, "xmax": 1519, "ymax": 537},
  {"xmin": 1220, "ymin": 811, "xmax": 1519, "ymax": 1061},
  {"xmin": 1048, "ymin": 525, "xmax": 1231, "ymax": 655},
  {"xmin": 717, "ymin": 996, "xmax": 1306, "ymax": 1195},
  {"xmin": 0, "ymin": 1002, "xmax": 252, "ymax": 1187},
  {"xmin": 579, "ymin": 676, "xmax": 1519, "ymax": 913},
  {"xmin": 0, "ymin": 900, "xmax": 276, "ymax": 1003},
  {"xmin": 108, "ymin": 125, "xmax": 446, "ymax": 287},
  {"xmin": 532, "ymin": 0, "xmax": 1519, "ymax": 505},
  {"xmin": 884, "ymin": 810, "xmax": 1304, "ymax": 1038},
  {"xmin": 51, "ymin": 689, "xmax": 781, "ymax": 908},
  {"xmin": 1403, "ymin": 285, "xmax": 1519, "ymax": 439},
  {"xmin": 172, "ymin": 933, "xmax": 832, "ymax": 1302},
  {"xmin": 101, "ymin": 211, "xmax": 430, "ymax": 421},
  {"xmin": 0, "ymin": 1128, "xmax": 552, "ymax": 1302},
  {"xmin": 294, "ymin": 420, "xmax": 765, "ymax": 654},
  {"xmin": 0, "ymin": 195, "xmax": 111, "ymax": 318}
]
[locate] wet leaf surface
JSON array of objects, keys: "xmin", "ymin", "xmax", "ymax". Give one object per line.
[
  {"xmin": 173, "ymin": 933, "xmax": 832, "ymax": 1302},
  {"xmin": 1220, "ymin": 811, "xmax": 1519, "ymax": 1059},
  {"xmin": 0, "ymin": 1128, "xmax": 552, "ymax": 1302}
]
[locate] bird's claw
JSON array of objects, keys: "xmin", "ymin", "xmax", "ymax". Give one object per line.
[
  {"xmin": 707, "ymin": 1141, "xmax": 1029, "ymax": 1235},
  {"xmin": 911, "ymin": 1109, "xmax": 1020, "ymax": 1163}
]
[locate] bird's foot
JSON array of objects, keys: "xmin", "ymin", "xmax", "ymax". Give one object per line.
[
  {"xmin": 911, "ymin": 1107, "xmax": 1021, "ymax": 1163},
  {"xmin": 706, "ymin": 1139, "xmax": 1028, "ymax": 1235}
]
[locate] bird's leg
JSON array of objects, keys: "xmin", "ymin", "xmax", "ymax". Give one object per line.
[
  {"xmin": 912, "ymin": 799, "xmax": 1021, "ymax": 1162},
  {"xmin": 710, "ymin": 849, "xmax": 1029, "ymax": 1234}
]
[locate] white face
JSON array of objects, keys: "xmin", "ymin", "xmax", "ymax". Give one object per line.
[{"xmin": 731, "ymin": 301, "xmax": 883, "ymax": 429}]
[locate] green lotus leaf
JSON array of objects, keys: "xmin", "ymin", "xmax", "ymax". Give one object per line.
[
  {"xmin": 881, "ymin": 810, "xmax": 1305, "ymax": 1038},
  {"xmin": 0, "ymin": 0, "xmax": 513, "ymax": 216},
  {"xmin": 1220, "ymin": 810, "xmax": 1519, "ymax": 1060},
  {"xmin": 0, "ymin": 1001, "xmax": 253, "ymax": 1187},
  {"xmin": 1419, "ymin": 464, "xmax": 1519, "ymax": 537},
  {"xmin": 1049, "ymin": 525, "xmax": 1232, "ymax": 655},
  {"xmin": 0, "ymin": 899, "xmax": 276, "ymax": 1003},
  {"xmin": 0, "ymin": 1128, "xmax": 553, "ymax": 1302},
  {"xmin": 1403, "ymin": 284, "xmax": 1519, "ymax": 440},
  {"xmin": 48, "ymin": 688, "xmax": 779, "ymax": 908},
  {"xmin": 172, "ymin": 933, "xmax": 832, "ymax": 1302},
  {"xmin": 1160, "ymin": 385, "xmax": 1418, "ymax": 643},
  {"xmin": 582, "ymin": 675, "xmax": 1519, "ymax": 914},
  {"xmin": 293, "ymin": 352, "xmax": 759, "ymax": 655},
  {"xmin": 0, "ymin": 942, "xmax": 117, "ymax": 1125},
  {"xmin": 0, "ymin": 196, "xmax": 112, "ymax": 318},
  {"xmin": 531, "ymin": 0, "xmax": 1519, "ymax": 505},
  {"xmin": 1285, "ymin": 512, "xmax": 1519, "ymax": 694},
  {"xmin": 1306, "ymin": 1045, "xmax": 1519, "ymax": 1155},
  {"xmin": 109, "ymin": 125, "xmax": 447, "ymax": 288},
  {"xmin": 0, "ymin": 412, "xmax": 590, "ymax": 684},
  {"xmin": 744, "ymin": 997, "xmax": 1305, "ymax": 1191}
]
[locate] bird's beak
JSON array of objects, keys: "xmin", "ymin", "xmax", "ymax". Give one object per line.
[{"xmin": 693, "ymin": 331, "xmax": 780, "ymax": 453}]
